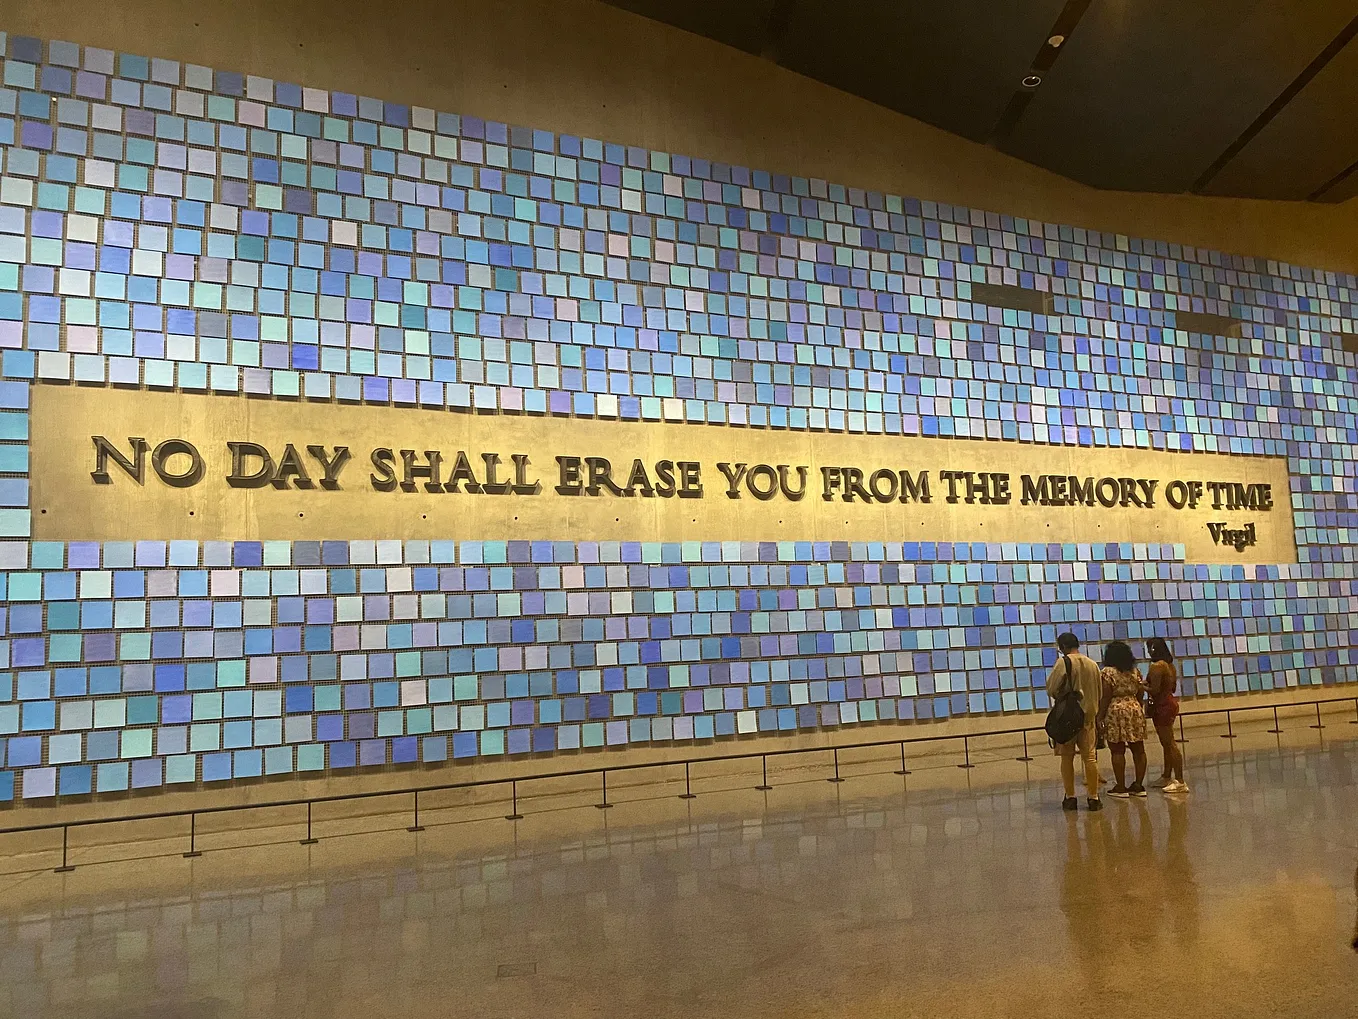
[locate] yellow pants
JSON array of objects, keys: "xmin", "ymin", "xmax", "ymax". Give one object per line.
[{"xmin": 1058, "ymin": 726, "xmax": 1100, "ymax": 799}]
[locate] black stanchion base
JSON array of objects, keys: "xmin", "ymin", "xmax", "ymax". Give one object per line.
[
  {"xmin": 299, "ymin": 838, "xmax": 318, "ymax": 846},
  {"xmin": 504, "ymin": 813, "xmax": 524, "ymax": 821},
  {"xmin": 755, "ymin": 784, "xmax": 772, "ymax": 791},
  {"xmin": 407, "ymin": 825, "xmax": 425, "ymax": 833},
  {"xmin": 826, "ymin": 777, "xmax": 845, "ymax": 783},
  {"xmin": 957, "ymin": 763, "xmax": 976, "ymax": 770},
  {"xmin": 1220, "ymin": 733, "xmax": 1237, "ymax": 739},
  {"xmin": 183, "ymin": 851, "xmax": 202, "ymax": 859},
  {"xmin": 894, "ymin": 768, "xmax": 912, "ymax": 775},
  {"xmin": 53, "ymin": 866, "xmax": 75, "ymax": 874},
  {"xmin": 594, "ymin": 803, "xmax": 613, "ymax": 810},
  {"xmin": 1310, "ymin": 724, "xmax": 1326, "ymax": 730},
  {"xmin": 677, "ymin": 793, "xmax": 697, "ymax": 800},
  {"xmin": 1015, "ymin": 756, "xmax": 1034, "ymax": 762},
  {"xmin": 1267, "ymin": 729, "xmax": 1283, "ymax": 735}
]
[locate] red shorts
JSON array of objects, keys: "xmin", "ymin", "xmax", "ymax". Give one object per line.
[{"xmin": 1152, "ymin": 698, "xmax": 1179, "ymax": 729}]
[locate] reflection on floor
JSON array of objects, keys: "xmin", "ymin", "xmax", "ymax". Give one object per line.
[{"xmin": 0, "ymin": 719, "xmax": 1356, "ymax": 1019}]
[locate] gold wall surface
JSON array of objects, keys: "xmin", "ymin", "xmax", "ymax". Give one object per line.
[{"xmin": 32, "ymin": 386, "xmax": 1296, "ymax": 563}]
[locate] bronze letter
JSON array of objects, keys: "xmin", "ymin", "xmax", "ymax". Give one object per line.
[
  {"xmin": 654, "ymin": 460, "xmax": 677, "ymax": 498},
  {"xmin": 624, "ymin": 459, "xmax": 654, "ymax": 498},
  {"xmin": 91, "ymin": 435, "xmax": 148, "ymax": 485},
  {"xmin": 150, "ymin": 439, "xmax": 204, "ymax": 488},
  {"xmin": 717, "ymin": 462, "xmax": 748, "ymax": 499},
  {"xmin": 307, "ymin": 445, "xmax": 352, "ymax": 490},
  {"xmin": 511, "ymin": 454, "xmax": 541, "ymax": 495},
  {"xmin": 400, "ymin": 450, "xmax": 443, "ymax": 493},
  {"xmin": 445, "ymin": 451, "xmax": 482, "ymax": 494},
  {"xmin": 555, "ymin": 456, "xmax": 583, "ymax": 496},
  {"xmin": 369, "ymin": 448, "xmax": 397, "ymax": 492},
  {"xmin": 677, "ymin": 462, "xmax": 703, "ymax": 498},
  {"xmin": 481, "ymin": 453, "xmax": 509, "ymax": 494},
  {"xmin": 778, "ymin": 465, "xmax": 808, "ymax": 501},
  {"xmin": 227, "ymin": 442, "xmax": 276, "ymax": 489}
]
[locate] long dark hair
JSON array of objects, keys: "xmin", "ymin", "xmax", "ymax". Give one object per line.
[
  {"xmin": 1101, "ymin": 640, "xmax": 1136, "ymax": 673},
  {"xmin": 1147, "ymin": 637, "xmax": 1174, "ymax": 664}
]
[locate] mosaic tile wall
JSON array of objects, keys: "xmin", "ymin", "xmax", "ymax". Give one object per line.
[{"xmin": 0, "ymin": 30, "xmax": 1354, "ymax": 803}]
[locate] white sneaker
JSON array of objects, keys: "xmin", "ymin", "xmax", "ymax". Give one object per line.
[{"xmin": 1163, "ymin": 780, "xmax": 1190, "ymax": 794}]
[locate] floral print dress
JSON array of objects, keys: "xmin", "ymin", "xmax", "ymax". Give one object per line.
[{"xmin": 1100, "ymin": 666, "xmax": 1147, "ymax": 744}]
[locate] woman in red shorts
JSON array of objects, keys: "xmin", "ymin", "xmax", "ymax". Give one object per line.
[{"xmin": 1146, "ymin": 637, "xmax": 1187, "ymax": 794}]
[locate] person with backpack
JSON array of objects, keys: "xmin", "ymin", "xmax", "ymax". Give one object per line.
[{"xmin": 1045, "ymin": 632, "xmax": 1104, "ymax": 812}]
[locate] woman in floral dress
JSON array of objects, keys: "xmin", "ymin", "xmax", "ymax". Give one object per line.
[{"xmin": 1098, "ymin": 640, "xmax": 1148, "ymax": 798}]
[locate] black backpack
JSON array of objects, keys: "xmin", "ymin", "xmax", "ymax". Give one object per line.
[{"xmin": 1044, "ymin": 654, "xmax": 1086, "ymax": 745}]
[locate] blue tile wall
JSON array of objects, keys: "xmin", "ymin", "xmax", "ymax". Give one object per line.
[{"xmin": 0, "ymin": 31, "xmax": 1355, "ymax": 801}]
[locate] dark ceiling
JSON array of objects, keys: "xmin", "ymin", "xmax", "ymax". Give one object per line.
[{"xmin": 599, "ymin": 0, "xmax": 1358, "ymax": 202}]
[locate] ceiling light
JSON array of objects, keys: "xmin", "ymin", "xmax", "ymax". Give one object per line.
[
  {"xmin": 1021, "ymin": 74, "xmax": 1043, "ymax": 88},
  {"xmin": 1047, "ymin": 34, "xmax": 1066, "ymax": 48}
]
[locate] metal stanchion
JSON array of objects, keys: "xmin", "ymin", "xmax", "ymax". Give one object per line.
[
  {"xmin": 958, "ymin": 734, "xmax": 975, "ymax": 769},
  {"xmin": 1016, "ymin": 730, "xmax": 1034, "ymax": 762},
  {"xmin": 300, "ymin": 801, "xmax": 318, "ymax": 845},
  {"xmin": 827, "ymin": 747, "xmax": 845, "ymax": 783},
  {"xmin": 1267, "ymin": 706, "xmax": 1283, "ymax": 735},
  {"xmin": 407, "ymin": 790, "xmax": 424, "ymax": 833},
  {"xmin": 54, "ymin": 825, "xmax": 74, "ymax": 874},
  {"xmin": 894, "ymin": 741, "xmax": 911, "ymax": 775},
  {"xmin": 1350, "ymin": 698, "xmax": 1358, "ymax": 726},
  {"xmin": 1220, "ymin": 710, "xmax": 1236, "ymax": 739},
  {"xmin": 595, "ymin": 770, "xmax": 614, "ymax": 809},
  {"xmin": 183, "ymin": 813, "xmax": 202, "ymax": 858},
  {"xmin": 1176, "ymin": 714, "xmax": 1189, "ymax": 744},
  {"xmin": 755, "ymin": 754, "xmax": 772, "ymax": 791},
  {"xmin": 505, "ymin": 779, "xmax": 524, "ymax": 821},
  {"xmin": 1310, "ymin": 702, "xmax": 1326, "ymax": 730},
  {"xmin": 678, "ymin": 761, "xmax": 696, "ymax": 800}
]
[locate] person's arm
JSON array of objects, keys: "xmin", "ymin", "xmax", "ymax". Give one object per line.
[
  {"xmin": 1044, "ymin": 659, "xmax": 1065, "ymax": 700},
  {"xmin": 1146, "ymin": 662, "xmax": 1166, "ymax": 700}
]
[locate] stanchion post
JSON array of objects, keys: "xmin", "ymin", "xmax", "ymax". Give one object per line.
[
  {"xmin": 1267, "ymin": 705, "xmax": 1283, "ymax": 735},
  {"xmin": 828, "ymin": 747, "xmax": 845, "ymax": 783},
  {"xmin": 300, "ymin": 801, "xmax": 318, "ymax": 845},
  {"xmin": 595, "ymin": 770, "xmax": 613, "ymax": 809},
  {"xmin": 505, "ymin": 778, "xmax": 524, "ymax": 821},
  {"xmin": 1176, "ymin": 714, "xmax": 1189, "ymax": 745},
  {"xmin": 1310, "ymin": 701, "xmax": 1326, "ymax": 731},
  {"xmin": 894, "ymin": 741, "xmax": 911, "ymax": 776},
  {"xmin": 958, "ymin": 734, "xmax": 975, "ymax": 769},
  {"xmin": 1350, "ymin": 698, "xmax": 1358, "ymax": 726},
  {"xmin": 407, "ymin": 789, "xmax": 424, "ymax": 833},
  {"xmin": 1016, "ymin": 729, "xmax": 1034, "ymax": 763},
  {"xmin": 1220, "ymin": 710, "xmax": 1236, "ymax": 739},
  {"xmin": 755, "ymin": 754, "xmax": 772, "ymax": 791},
  {"xmin": 183, "ymin": 812, "xmax": 202, "ymax": 859},
  {"xmin": 54, "ymin": 824, "xmax": 74, "ymax": 874},
  {"xmin": 678, "ymin": 761, "xmax": 696, "ymax": 800}
]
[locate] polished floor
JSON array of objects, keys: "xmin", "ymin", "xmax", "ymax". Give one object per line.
[{"xmin": 0, "ymin": 714, "xmax": 1356, "ymax": 1019}]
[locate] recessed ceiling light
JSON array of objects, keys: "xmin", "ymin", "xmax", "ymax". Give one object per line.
[
  {"xmin": 1022, "ymin": 74, "xmax": 1043, "ymax": 88},
  {"xmin": 1048, "ymin": 34, "xmax": 1066, "ymax": 48}
]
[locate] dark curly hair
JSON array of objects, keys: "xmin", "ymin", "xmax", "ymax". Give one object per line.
[
  {"xmin": 1101, "ymin": 640, "xmax": 1136, "ymax": 673},
  {"xmin": 1147, "ymin": 637, "xmax": 1174, "ymax": 664}
]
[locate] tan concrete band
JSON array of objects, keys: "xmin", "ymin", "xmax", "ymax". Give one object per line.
[{"xmin": 32, "ymin": 385, "xmax": 1294, "ymax": 561}]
